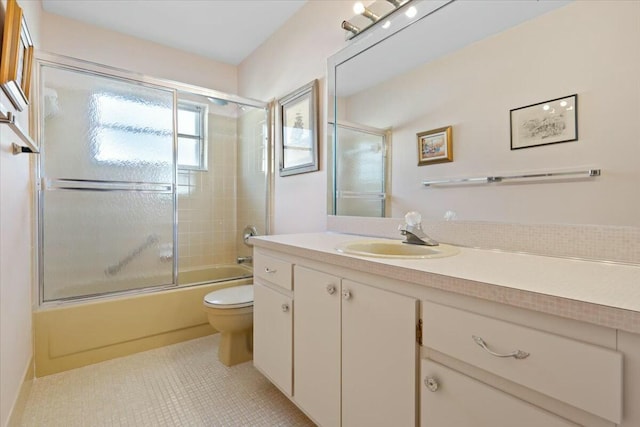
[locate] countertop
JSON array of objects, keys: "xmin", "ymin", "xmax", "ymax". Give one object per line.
[{"xmin": 252, "ymin": 232, "xmax": 640, "ymax": 334}]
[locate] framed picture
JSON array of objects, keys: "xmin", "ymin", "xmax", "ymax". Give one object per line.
[
  {"xmin": 510, "ymin": 94, "xmax": 577, "ymax": 150},
  {"xmin": 0, "ymin": 0, "xmax": 34, "ymax": 111},
  {"xmin": 278, "ymin": 79, "xmax": 319, "ymax": 176},
  {"xmin": 417, "ymin": 126, "xmax": 453, "ymax": 166}
]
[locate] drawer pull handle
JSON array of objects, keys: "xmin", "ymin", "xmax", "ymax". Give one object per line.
[
  {"xmin": 472, "ymin": 335, "xmax": 530, "ymax": 360},
  {"xmin": 425, "ymin": 377, "xmax": 439, "ymax": 392},
  {"xmin": 326, "ymin": 284, "xmax": 337, "ymax": 295},
  {"xmin": 264, "ymin": 267, "xmax": 277, "ymax": 274}
]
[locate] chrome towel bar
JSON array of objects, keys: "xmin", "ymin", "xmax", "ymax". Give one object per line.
[
  {"xmin": 422, "ymin": 169, "xmax": 600, "ymax": 187},
  {"xmin": 0, "ymin": 107, "xmax": 39, "ymax": 154}
]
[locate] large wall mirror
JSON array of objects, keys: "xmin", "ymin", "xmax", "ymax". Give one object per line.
[{"xmin": 328, "ymin": 0, "xmax": 640, "ymax": 227}]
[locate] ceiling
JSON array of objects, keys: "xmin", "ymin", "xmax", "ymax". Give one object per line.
[{"xmin": 41, "ymin": 0, "xmax": 308, "ymax": 65}]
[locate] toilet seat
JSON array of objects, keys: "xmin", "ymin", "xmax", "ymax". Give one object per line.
[{"xmin": 204, "ymin": 284, "xmax": 253, "ymax": 309}]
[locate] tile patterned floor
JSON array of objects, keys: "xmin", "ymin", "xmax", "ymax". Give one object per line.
[{"xmin": 19, "ymin": 335, "xmax": 315, "ymax": 426}]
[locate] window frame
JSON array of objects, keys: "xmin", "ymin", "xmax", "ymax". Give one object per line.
[{"xmin": 177, "ymin": 101, "xmax": 208, "ymax": 171}]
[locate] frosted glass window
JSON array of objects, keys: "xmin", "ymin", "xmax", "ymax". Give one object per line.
[
  {"xmin": 94, "ymin": 93, "xmax": 173, "ymax": 164},
  {"xmin": 177, "ymin": 103, "xmax": 207, "ymax": 170}
]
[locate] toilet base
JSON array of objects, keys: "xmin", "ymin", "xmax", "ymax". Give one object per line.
[{"xmin": 218, "ymin": 328, "xmax": 253, "ymax": 366}]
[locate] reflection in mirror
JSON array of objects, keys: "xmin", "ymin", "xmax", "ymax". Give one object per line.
[
  {"xmin": 333, "ymin": 121, "xmax": 389, "ymax": 217},
  {"xmin": 329, "ymin": 0, "xmax": 640, "ymax": 228}
]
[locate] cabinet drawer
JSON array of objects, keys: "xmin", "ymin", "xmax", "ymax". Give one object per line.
[
  {"xmin": 254, "ymin": 253, "xmax": 292, "ymax": 290},
  {"xmin": 422, "ymin": 301, "xmax": 622, "ymax": 423},
  {"xmin": 421, "ymin": 359, "xmax": 577, "ymax": 427}
]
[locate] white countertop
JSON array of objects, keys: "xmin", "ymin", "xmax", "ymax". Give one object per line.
[{"xmin": 252, "ymin": 232, "xmax": 640, "ymax": 334}]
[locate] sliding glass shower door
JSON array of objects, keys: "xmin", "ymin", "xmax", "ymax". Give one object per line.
[{"xmin": 39, "ymin": 64, "xmax": 176, "ymax": 301}]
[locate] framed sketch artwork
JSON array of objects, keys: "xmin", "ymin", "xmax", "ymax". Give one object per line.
[
  {"xmin": 417, "ymin": 126, "xmax": 453, "ymax": 166},
  {"xmin": 510, "ymin": 94, "xmax": 578, "ymax": 150},
  {"xmin": 278, "ymin": 79, "xmax": 319, "ymax": 176}
]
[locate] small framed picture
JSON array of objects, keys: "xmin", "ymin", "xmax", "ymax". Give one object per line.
[
  {"xmin": 278, "ymin": 79, "xmax": 319, "ymax": 176},
  {"xmin": 417, "ymin": 126, "xmax": 453, "ymax": 166},
  {"xmin": 510, "ymin": 94, "xmax": 577, "ymax": 150}
]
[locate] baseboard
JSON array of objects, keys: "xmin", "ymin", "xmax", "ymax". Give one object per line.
[{"xmin": 6, "ymin": 357, "xmax": 34, "ymax": 427}]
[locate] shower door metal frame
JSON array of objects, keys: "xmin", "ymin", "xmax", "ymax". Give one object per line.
[
  {"xmin": 330, "ymin": 120, "xmax": 391, "ymax": 217},
  {"xmin": 34, "ymin": 51, "xmax": 270, "ymax": 306}
]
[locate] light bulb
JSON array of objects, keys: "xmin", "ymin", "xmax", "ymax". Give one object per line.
[
  {"xmin": 382, "ymin": 20, "xmax": 391, "ymax": 29},
  {"xmin": 353, "ymin": 2, "xmax": 365, "ymax": 14},
  {"xmin": 405, "ymin": 6, "xmax": 417, "ymax": 18}
]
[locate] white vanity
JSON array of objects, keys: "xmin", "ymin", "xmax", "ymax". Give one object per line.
[{"xmin": 251, "ymin": 232, "xmax": 640, "ymax": 427}]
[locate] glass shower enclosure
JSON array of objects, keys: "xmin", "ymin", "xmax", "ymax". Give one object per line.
[{"xmin": 37, "ymin": 54, "xmax": 269, "ymax": 303}]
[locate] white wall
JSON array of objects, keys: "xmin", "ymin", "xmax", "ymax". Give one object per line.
[
  {"xmin": 40, "ymin": 11, "xmax": 237, "ymax": 94},
  {"xmin": 0, "ymin": 2, "xmax": 41, "ymax": 426},
  {"xmin": 238, "ymin": 1, "xmax": 354, "ymax": 234},
  {"xmin": 342, "ymin": 1, "xmax": 640, "ymax": 227}
]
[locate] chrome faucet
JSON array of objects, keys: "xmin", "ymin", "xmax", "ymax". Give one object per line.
[
  {"xmin": 237, "ymin": 256, "xmax": 253, "ymax": 265},
  {"xmin": 398, "ymin": 211, "xmax": 439, "ymax": 246}
]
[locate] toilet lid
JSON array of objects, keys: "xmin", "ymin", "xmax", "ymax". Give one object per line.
[{"xmin": 204, "ymin": 284, "xmax": 253, "ymax": 309}]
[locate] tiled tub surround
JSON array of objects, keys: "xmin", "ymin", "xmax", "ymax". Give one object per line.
[
  {"xmin": 252, "ymin": 232, "xmax": 640, "ymax": 334},
  {"xmin": 328, "ymin": 216, "xmax": 640, "ymax": 266}
]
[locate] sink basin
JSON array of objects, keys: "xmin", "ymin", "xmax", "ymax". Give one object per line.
[{"xmin": 336, "ymin": 240, "xmax": 459, "ymax": 259}]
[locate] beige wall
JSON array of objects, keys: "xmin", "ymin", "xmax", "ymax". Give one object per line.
[
  {"xmin": 238, "ymin": 1, "xmax": 353, "ymax": 234},
  {"xmin": 0, "ymin": 2, "xmax": 41, "ymax": 426}
]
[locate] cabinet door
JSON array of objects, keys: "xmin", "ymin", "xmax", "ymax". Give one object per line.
[
  {"xmin": 253, "ymin": 282, "xmax": 293, "ymax": 396},
  {"xmin": 342, "ymin": 280, "xmax": 418, "ymax": 427},
  {"xmin": 294, "ymin": 266, "xmax": 341, "ymax": 427},
  {"xmin": 421, "ymin": 359, "xmax": 577, "ymax": 427}
]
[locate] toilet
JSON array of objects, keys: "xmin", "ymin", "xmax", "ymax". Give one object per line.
[{"xmin": 203, "ymin": 284, "xmax": 254, "ymax": 366}]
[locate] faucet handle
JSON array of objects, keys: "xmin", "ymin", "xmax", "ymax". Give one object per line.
[{"xmin": 404, "ymin": 211, "xmax": 422, "ymax": 227}]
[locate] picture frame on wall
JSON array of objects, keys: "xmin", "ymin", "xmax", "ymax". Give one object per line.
[
  {"xmin": 510, "ymin": 94, "xmax": 578, "ymax": 150},
  {"xmin": 417, "ymin": 126, "xmax": 453, "ymax": 166},
  {"xmin": 278, "ymin": 79, "xmax": 319, "ymax": 177},
  {"xmin": 0, "ymin": 0, "xmax": 34, "ymax": 111}
]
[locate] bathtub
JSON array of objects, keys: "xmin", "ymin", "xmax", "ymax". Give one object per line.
[
  {"xmin": 178, "ymin": 264, "xmax": 253, "ymax": 286},
  {"xmin": 35, "ymin": 264, "xmax": 254, "ymax": 376}
]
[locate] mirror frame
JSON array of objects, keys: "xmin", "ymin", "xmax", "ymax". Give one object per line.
[{"xmin": 278, "ymin": 79, "xmax": 319, "ymax": 177}]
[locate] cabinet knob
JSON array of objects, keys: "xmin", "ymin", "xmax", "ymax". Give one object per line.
[
  {"xmin": 265, "ymin": 267, "xmax": 277, "ymax": 274},
  {"xmin": 424, "ymin": 377, "xmax": 439, "ymax": 392},
  {"xmin": 281, "ymin": 303, "xmax": 290, "ymax": 312},
  {"xmin": 342, "ymin": 289, "xmax": 351, "ymax": 300},
  {"xmin": 326, "ymin": 284, "xmax": 337, "ymax": 295}
]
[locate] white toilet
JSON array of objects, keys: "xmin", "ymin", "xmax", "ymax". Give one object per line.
[{"xmin": 203, "ymin": 284, "xmax": 254, "ymax": 366}]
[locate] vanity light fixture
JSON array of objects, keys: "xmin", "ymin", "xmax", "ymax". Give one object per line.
[
  {"xmin": 353, "ymin": 2, "xmax": 380, "ymax": 22},
  {"xmin": 342, "ymin": 0, "xmax": 413, "ymax": 39},
  {"xmin": 342, "ymin": 20, "xmax": 361, "ymax": 35}
]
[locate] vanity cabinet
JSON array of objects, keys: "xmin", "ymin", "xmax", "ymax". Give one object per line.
[
  {"xmin": 252, "ymin": 240, "xmax": 640, "ymax": 427},
  {"xmin": 294, "ymin": 266, "xmax": 418, "ymax": 427}
]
